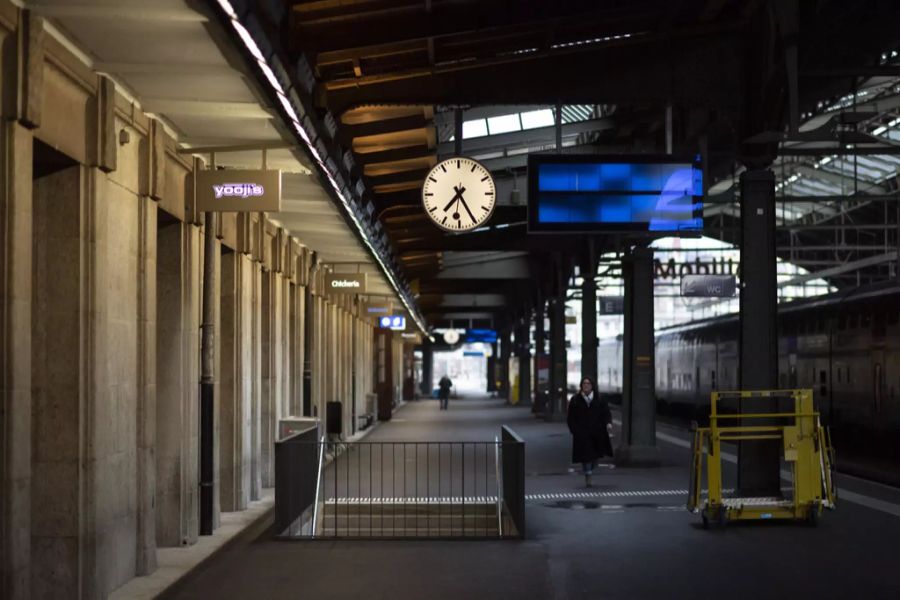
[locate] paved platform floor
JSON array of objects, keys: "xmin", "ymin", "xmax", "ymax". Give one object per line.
[{"xmin": 165, "ymin": 395, "xmax": 900, "ymax": 600}]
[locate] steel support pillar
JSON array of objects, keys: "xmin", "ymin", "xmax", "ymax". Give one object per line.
[
  {"xmin": 421, "ymin": 340, "xmax": 434, "ymax": 396},
  {"xmin": 581, "ymin": 246, "xmax": 598, "ymax": 384},
  {"xmin": 499, "ymin": 328, "xmax": 511, "ymax": 400},
  {"xmin": 738, "ymin": 169, "xmax": 781, "ymax": 494},
  {"xmin": 548, "ymin": 292, "xmax": 567, "ymax": 416},
  {"xmin": 487, "ymin": 341, "xmax": 498, "ymax": 393},
  {"xmin": 516, "ymin": 313, "xmax": 532, "ymax": 406},
  {"xmin": 616, "ymin": 247, "xmax": 660, "ymax": 466},
  {"xmin": 533, "ymin": 295, "xmax": 548, "ymax": 411}
]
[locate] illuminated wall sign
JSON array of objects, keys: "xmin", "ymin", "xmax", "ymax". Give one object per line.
[
  {"xmin": 379, "ymin": 315, "xmax": 407, "ymax": 330},
  {"xmin": 325, "ymin": 273, "xmax": 368, "ymax": 294},
  {"xmin": 196, "ymin": 169, "xmax": 281, "ymax": 212},
  {"xmin": 599, "ymin": 296, "xmax": 625, "ymax": 315},
  {"xmin": 681, "ymin": 275, "xmax": 736, "ymax": 298},
  {"xmin": 365, "ymin": 301, "xmax": 392, "ymax": 315}
]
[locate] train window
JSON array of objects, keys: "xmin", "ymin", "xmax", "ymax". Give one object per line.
[
  {"xmin": 861, "ymin": 313, "xmax": 871, "ymax": 328},
  {"xmin": 819, "ymin": 370, "xmax": 827, "ymax": 384}
]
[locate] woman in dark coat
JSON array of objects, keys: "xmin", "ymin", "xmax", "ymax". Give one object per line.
[{"xmin": 567, "ymin": 377, "xmax": 614, "ymax": 487}]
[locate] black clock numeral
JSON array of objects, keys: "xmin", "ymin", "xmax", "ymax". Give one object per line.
[
  {"xmin": 470, "ymin": 164, "xmax": 477, "ymax": 172},
  {"xmin": 480, "ymin": 176, "xmax": 489, "ymax": 182},
  {"xmin": 424, "ymin": 192, "xmax": 433, "ymax": 196},
  {"xmin": 429, "ymin": 206, "xmax": 437, "ymax": 212},
  {"xmin": 440, "ymin": 164, "xmax": 447, "ymax": 173},
  {"xmin": 428, "ymin": 176, "xmax": 437, "ymax": 182},
  {"xmin": 456, "ymin": 160, "xmax": 460, "ymax": 169},
  {"xmin": 485, "ymin": 191, "xmax": 493, "ymax": 195}
]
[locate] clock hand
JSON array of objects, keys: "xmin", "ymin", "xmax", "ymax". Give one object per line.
[
  {"xmin": 442, "ymin": 186, "xmax": 466, "ymax": 211},
  {"xmin": 458, "ymin": 193, "xmax": 476, "ymax": 223}
]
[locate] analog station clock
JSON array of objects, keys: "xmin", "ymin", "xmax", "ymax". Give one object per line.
[{"xmin": 422, "ymin": 157, "xmax": 496, "ymax": 232}]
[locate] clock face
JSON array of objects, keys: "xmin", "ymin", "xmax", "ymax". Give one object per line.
[
  {"xmin": 422, "ymin": 157, "xmax": 496, "ymax": 232},
  {"xmin": 442, "ymin": 329, "xmax": 460, "ymax": 345}
]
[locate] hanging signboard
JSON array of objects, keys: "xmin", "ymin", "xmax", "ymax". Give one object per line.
[
  {"xmin": 196, "ymin": 169, "xmax": 281, "ymax": 212},
  {"xmin": 599, "ymin": 296, "xmax": 625, "ymax": 315},
  {"xmin": 325, "ymin": 273, "xmax": 368, "ymax": 294},
  {"xmin": 680, "ymin": 274, "xmax": 736, "ymax": 298}
]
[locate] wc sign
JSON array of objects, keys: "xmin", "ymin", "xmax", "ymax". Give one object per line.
[
  {"xmin": 681, "ymin": 275, "xmax": 736, "ymax": 298},
  {"xmin": 196, "ymin": 169, "xmax": 281, "ymax": 212},
  {"xmin": 325, "ymin": 273, "xmax": 368, "ymax": 295}
]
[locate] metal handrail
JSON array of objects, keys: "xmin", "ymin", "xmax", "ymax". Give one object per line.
[
  {"xmin": 310, "ymin": 434, "xmax": 325, "ymax": 537},
  {"xmin": 494, "ymin": 436, "xmax": 503, "ymax": 537}
]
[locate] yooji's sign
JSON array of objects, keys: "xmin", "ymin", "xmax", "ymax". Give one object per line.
[{"xmin": 196, "ymin": 169, "xmax": 281, "ymax": 212}]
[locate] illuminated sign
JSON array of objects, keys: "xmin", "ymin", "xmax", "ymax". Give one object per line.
[
  {"xmin": 325, "ymin": 273, "xmax": 368, "ymax": 294},
  {"xmin": 196, "ymin": 169, "xmax": 281, "ymax": 212},
  {"xmin": 599, "ymin": 296, "xmax": 625, "ymax": 315},
  {"xmin": 379, "ymin": 315, "xmax": 406, "ymax": 330},
  {"xmin": 681, "ymin": 275, "xmax": 736, "ymax": 298},
  {"xmin": 527, "ymin": 154, "xmax": 703, "ymax": 233},
  {"xmin": 364, "ymin": 300, "xmax": 392, "ymax": 316},
  {"xmin": 214, "ymin": 183, "xmax": 264, "ymax": 199}
]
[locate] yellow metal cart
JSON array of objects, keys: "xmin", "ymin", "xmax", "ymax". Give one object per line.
[{"xmin": 688, "ymin": 389, "xmax": 836, "ymax": 527}]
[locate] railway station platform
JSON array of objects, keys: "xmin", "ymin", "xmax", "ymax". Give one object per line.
[{"xmin": 157, "ymin": 395, "xmax": 900, "ymax": 600}]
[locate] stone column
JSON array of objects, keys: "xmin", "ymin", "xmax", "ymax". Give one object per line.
[
  {"xmin": 0, "ymin": 121, "xmax": 33, "ymax": 600},
  {"xmin": 260, "ymin": 269, "xmax": 275, "ymax": 487},
  {"xmin": 616, "ymin": 247, "xmax": 660, "ymax": 466},
  {"xmin": 250, "ymin": 261, "xmax": 262, "ymax": 500},
  {"xmin": 156, "ymin": 222, "xmax": 200, "ymax": 547},
  {"xmin": 136, "ymin": 195, "xmax": 158, "ymax": 574},
  {"xmin": 738, "ymin": 169, "xmax": 780, "ymax": 494},
  {"xmin": 219, "ymin": 252, "xmax": 252, "ymax": 512}
]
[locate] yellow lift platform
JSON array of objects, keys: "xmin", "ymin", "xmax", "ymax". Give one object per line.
[{"xmin": 688, "ymin": 389, "xmax": 837, "ymax": 527}]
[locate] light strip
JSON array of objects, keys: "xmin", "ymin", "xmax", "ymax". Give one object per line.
[{"xmin": 214, "ymin": 0, "xmax": 426, "ymax": 333}]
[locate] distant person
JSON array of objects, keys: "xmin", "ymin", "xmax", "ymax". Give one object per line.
[
  {"xmin": 567, "ymin": 377, "xmax": 613, "ymax": 487},
  {"xmin": 438, "ymin": 375, "xmax": 453, "ymax": 410}
]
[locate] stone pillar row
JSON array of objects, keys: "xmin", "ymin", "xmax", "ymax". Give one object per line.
[{"xmin": 0, "ymin": 8, "xmax": 387, "ymax": 597}]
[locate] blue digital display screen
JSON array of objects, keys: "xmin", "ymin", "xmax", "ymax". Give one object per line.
[
  {"xmin": 527, "ymin": 155, "xmax": 703, "ymax": 233},
  {"xmin": 464, "ymin": 329, "xmax": 498, "ymax": 344}
]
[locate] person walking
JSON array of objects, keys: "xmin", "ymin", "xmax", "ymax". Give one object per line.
[
  {"xmin": 438, "ymin": 374, "xmax": 453, "ymax": 410},
  {"xmin": 567, "ymin": 377, "xmax": 613, "ymax": 487}
]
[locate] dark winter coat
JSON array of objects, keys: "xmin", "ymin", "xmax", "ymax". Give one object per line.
[
  {"xmin": 567, "ymin": 392, "xmax": 613, "ymax": 464},
  {"xmin": 438, "ymin": 376, "xmax": 452, "ymax": 399}
]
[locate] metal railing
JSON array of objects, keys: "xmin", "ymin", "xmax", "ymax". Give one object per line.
[{"xmin": 274, "ymin": 426, "xmax": 525, "ymax": 539}]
